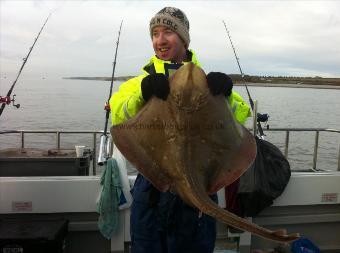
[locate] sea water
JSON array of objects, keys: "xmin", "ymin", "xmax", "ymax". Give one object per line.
[{"xmin": 1, "ymin": 77, "xmax": 339, "ymax": 171}]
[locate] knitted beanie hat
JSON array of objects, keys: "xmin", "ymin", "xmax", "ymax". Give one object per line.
[{"xmin": 150, "ymin": 7, "xmax": 190, "ymax": 47}]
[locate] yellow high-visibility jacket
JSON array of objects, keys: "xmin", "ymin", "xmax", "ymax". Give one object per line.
[
  {"xmin": 228, "ymin": 91, "xmax": 252, "ymax": 125},
  {"xmin": 110, "ymin": 50, "xmax": 251, "ymax": 125}
]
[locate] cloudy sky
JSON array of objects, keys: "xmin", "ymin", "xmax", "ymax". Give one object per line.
[{"xmin": 1, "ymin": 0, "xmax": 340, "ymax": 81}]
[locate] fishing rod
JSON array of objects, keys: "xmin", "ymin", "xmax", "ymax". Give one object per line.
[
  {"xmin": 222, "ymin": 20, "xmax": 268, "ymax": 137},
  {"xmin": 98, "ymin": 20, "xmax": 123, "ymax": 166},
  {"xmin": 0, "ymin": 13, "xmax": 52, "ymax": 117},
  {"xmin": 222, "ymin": 20, "xmax": 254, "ymax": 110}
]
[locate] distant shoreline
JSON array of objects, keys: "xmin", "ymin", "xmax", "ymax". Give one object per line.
[
  {"xmin": 63, "ymin": 76, "xmax": 135, "ymax": 82},
  {"xmin": 63, "ymin": 76, "xmax": 340, "ymax": 90},
  {"xmin": 234, "ymin": 82, "xmax": 340, "ymax": 90}
]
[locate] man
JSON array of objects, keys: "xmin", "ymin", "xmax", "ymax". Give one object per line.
[{"xmin": 110, "ymin": 7, "xmax": 251, "ymax": 253}]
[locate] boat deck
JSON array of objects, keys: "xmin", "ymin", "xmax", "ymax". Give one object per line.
[{"xmin": 1, "ymin": 128, "xmax": 339, "ymax": 252}]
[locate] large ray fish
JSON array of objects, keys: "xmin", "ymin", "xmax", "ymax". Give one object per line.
[{"xmin": 110, "ymin": 63, "xmax": 299, "ymax": 242}]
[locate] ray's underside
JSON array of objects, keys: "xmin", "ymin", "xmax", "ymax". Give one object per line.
[{"xmin": 111, "ymin": 63, "xmax": 299, "ymax": 243}]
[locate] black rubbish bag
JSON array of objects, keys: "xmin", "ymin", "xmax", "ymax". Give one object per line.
[{"xmin": 237, "ymin": 136, "xmax": 291, "ymax": 217}]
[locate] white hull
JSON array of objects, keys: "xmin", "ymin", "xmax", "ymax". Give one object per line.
[{"xmin": 1, "ymin": 172, "xmax": 340, "ymax": 252}]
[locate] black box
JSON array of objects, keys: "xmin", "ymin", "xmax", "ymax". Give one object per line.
[
  {"xmin": 0, "ymin": 219, "xmax": 68, "ymax": 253},
  {"xmin": 0, "ymin": 148, "xmax": 91, "ymax": 176}
]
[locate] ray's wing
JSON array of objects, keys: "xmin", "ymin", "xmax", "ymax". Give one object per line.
[
  {"xmin": 201, "ymin": 95, "xmax": 256, "ymax": 193},
  {"xmin": 110, "ymin": 98, "xmax": 174, "ymax": 192}
]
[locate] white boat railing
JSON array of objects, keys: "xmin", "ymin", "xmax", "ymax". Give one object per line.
[
  {"xmin": 0, "ymin": 130, "xmax": 103, "ymax": 175},
  {"xmin": 264, "ymin": 128, "xmax": 340, "ymax": 171},
  {"xmin": 1, "ymin": 128, "xmax": 340, "ymax": 174}
]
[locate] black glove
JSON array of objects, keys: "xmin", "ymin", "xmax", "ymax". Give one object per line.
[
  {"xmin": 141, "ymin": 74, "xmax": 170, "ymax": 102},
  {"xmin": 206, "ymin": 72, "xmax": 233, "ymax": 97}
]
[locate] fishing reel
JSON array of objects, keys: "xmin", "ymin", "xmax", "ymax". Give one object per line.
[
  {"xmin": 0, "ymin": 94, "xmax": 20, "ymax": 108},
  {"xmin": 257, "ymin": 113, "xmax": 270, "ymax": 130},
  {"xmin": 257, "ymin": 113, "xmax": 269, "ymax": 123}
]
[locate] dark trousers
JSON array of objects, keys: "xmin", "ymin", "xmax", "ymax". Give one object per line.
[{"xmin": 130, "ymin": 174, "xmax": 217, "ymax": 253}]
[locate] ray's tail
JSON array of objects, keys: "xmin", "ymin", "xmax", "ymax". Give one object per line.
[{"xmin": 178, "ymin": 182, "xmax": 300, "ymax": 243}]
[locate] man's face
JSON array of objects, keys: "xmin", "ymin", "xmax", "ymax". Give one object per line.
[{"xmin": 152, "ymin": 26, "xmax": 187, "ymax": 63}]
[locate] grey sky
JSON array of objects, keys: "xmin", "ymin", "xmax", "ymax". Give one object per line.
[{"xmin": 1, "ymin": 0, "xmax": 340, "ymax": 81}]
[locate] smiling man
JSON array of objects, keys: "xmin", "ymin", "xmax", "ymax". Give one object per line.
[
  {"xmin": 109, "ymin": 7, "xmax": 251, "ymax": 253},
  {"xmin": 152, "ymin": 26, "xmax": 187, "ymax": 63}
]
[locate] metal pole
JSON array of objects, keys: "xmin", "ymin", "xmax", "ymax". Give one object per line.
[
  {"xmin": 312, "ymin": 131, "xmax": 319, "ymax": 171},
  {"xmin": 253, "ymin": 100, "xmax": 258, "ymax": 136},
  {"xmin": 284, "ymin": 130, "xmax": 290, "ymax": 158},
  {"xmin": 337, "ymin": 143, "xmax": 340, "ymax": 171},
  {"xmin": 21, "ymin": 131, "xmax": 25, "ymax": 148},
  {"xmin": 56, "ymin": 131, "xmax": 61, "ymax": 149},
  {"xmin": 93, "ymin": 133, "xmax": 97, "ymax": 175}
]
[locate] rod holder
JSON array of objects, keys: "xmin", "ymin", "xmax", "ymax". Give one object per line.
[{"xmin": 97, "ymin": 135, "xmax": 110, "ymax": 166}]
